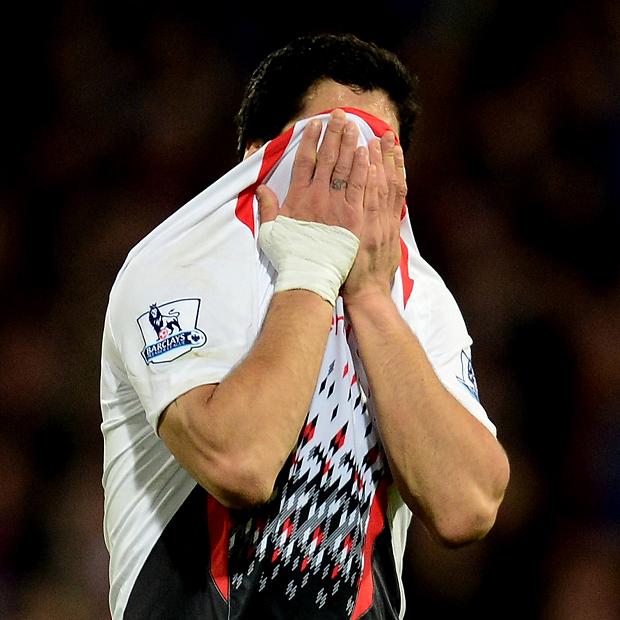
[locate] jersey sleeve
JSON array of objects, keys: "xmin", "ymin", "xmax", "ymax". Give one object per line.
[
  {"xmin": 107, "ymin": 218, "xmax": 259, "ymax": 433},
  {"xmin": 402, "ymin": 253, "xmax": 497, "ymax": 437}
]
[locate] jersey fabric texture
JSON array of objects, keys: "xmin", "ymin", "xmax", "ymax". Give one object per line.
[{"xmin": 100, "ymin": 109, "xmax": 496, "ymax": 620}]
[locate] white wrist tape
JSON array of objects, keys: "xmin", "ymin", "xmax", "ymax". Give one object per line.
[{"xmin": 258, "ymin": 215, "xmax": 360, "ymax": 306}]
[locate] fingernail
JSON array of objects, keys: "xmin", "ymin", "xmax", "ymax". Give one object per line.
[
  {"xmin": 344, "ymin": 122, "xmax": 357, "ymax": 135},
  {"xmin": 385, "ymin": 131, "xmax": 395, "ymax": 146},
  {"xmin": 330, "ymin": 109, "xmax": 345, "ymax": 120},
  {"xmin": 256, "ymin": 185, "xmax": 265, "ymax": 199},
  {"xmin": 309, "ymin": 119, "xmax": 321, "ymax": 132}
]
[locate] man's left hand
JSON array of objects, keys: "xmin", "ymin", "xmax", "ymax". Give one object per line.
[{"xmin": 342, "ymin": 131, "xmax": 407, "ymax": 306}]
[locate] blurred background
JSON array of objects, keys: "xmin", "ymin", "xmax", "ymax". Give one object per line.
[{"xmin": 1, "ymin": 0, "xmax": 619, "ymax": 618}]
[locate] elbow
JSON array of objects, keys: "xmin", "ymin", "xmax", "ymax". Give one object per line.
[
  {"xmin": 164, "ymin": 403, "xmax": 280, "ymax": 510},
  {"xmin": 434, "ymin": 456, "xmax": 510, "ymax": 548},
  {"xmin": 201, "ymin": 457, "xmax": 277, "ymax": 510},
  {"xmin": 432, "ymin": 500, "xmax": 500, "ymax": 548}
]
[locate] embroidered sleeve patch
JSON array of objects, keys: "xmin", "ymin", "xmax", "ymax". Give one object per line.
[{"xmin": 137, "ymin": 298, "xmax": 207, "ymax": 364}]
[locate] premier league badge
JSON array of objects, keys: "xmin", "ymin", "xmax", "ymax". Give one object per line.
[{"xmin": 137, "ymin": 298, "xmax": 207, "ymax": 364}]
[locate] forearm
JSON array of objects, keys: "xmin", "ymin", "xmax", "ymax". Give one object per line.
[
  {"xmin": 346, "ymin": 294, "xmax": 509, "ymax": 545},
  {"xmin": 163, "ymin": 290, "xmax": 332, "ymax": 507},
  {"xmin": 210, "ymin": 290, "xmax": 331, "ymax": 469}
]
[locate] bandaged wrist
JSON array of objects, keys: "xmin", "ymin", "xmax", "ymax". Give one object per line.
[{"xmin": 258, "ymin": 215, "xmax": 360, "ymax": 306}]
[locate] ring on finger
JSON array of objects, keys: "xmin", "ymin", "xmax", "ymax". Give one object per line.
[{"xmin": 330, "ymin": 178, "xmax": 347, "ymax": 191}]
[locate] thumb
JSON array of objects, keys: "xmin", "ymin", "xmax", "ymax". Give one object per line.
[{"xmin": 256, "ymin": 184, "xmax": 279, "ymax": 224}]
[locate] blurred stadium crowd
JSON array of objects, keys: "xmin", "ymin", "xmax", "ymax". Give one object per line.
[{"xmin": 1, "ymin": 1, "xmax": 618, "ymax": 618}]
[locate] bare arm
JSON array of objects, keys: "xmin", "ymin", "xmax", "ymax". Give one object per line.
[
  {"xmin": 343, "ymin": 133, "xmax": 510, "ymax": 546},
  {"xmin": 346, "ymin": 295, "xmax": 509, "ymax": 546},
  {"xmin": 159, "ymin": 111, "xmax": 369, "ymax": 508},
  {"xmin": 159, "ymin": 290, "xmax": 332, "ymax": 508}
]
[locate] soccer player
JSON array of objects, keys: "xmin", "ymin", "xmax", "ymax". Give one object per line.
[{"xmin": 101, "ymin": 34, "xmax": 509, "ymax": 619}]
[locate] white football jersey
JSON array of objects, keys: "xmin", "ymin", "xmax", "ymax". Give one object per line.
[{"xmin": 101, "ymin": 109, "xmax": 495, "ymax": 620}]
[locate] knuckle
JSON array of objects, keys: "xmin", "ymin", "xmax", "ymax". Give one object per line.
[
  {"xmin": 332, "ymin": 163, "xmax": 350, "ymax": 178},
  {"xmin": 395, "ymin": 179, "xmax": 407, "ymax": 196},
  {"xmin": 342, "ymin": 132, "xmax": 357, "ymax": 146},
  {"xmin": 318, "ymin": 151, "xmax": 338, "ymax": 167},
  {"xmin": 327, "ymin": 117, "xmax": 345, "ymax": 131},
  {"xmin": 295, "ymin": 154, "xmax": 315, "ymax": 168}
]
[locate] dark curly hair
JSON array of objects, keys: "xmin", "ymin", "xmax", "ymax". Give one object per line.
[{"xmin": 235, "ymin": 33, "xmax": 420, "ymax": 160}]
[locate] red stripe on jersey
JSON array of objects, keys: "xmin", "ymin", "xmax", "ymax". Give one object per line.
[
  {"xmin": 207, "ymin": 495, "xmax": 231, "ymax": 602},
  {"xmin": 235, "ymin": 126, "xmax": 295, "ymax": 236},
  {"xmin": 350, "ymin": 480, "xmax": 388, "ymax": 619},
  {"xmin": 399, "ymin": 237, "xmax": 414, "ymax": 307}
]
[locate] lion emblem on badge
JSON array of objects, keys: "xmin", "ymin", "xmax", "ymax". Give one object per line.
[{"xmin": 148, "ymin": 303, "xmax": 181, "ymax": 340}]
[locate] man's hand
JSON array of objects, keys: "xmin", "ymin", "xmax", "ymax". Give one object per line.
[
  {"xmin": 256, "ymin": 108, "xmax": 369, "ymax": 236},
  {"xmin": 342, "ymin": 131, "xmax": 406, "ymax": 304},
  {"xmin": 256, "ymin": 109, "xmax": 370, "ymax": 306}
]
